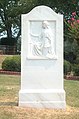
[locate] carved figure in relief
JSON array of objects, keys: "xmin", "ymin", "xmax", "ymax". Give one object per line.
[{"xmin": 30, "ymin": 21, "xmax": 55, "ymax": 58}]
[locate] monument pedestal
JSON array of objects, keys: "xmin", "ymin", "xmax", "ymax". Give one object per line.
[{"xmin": 19, "ymin": 89, "xmax": 66, "ymax": 108}]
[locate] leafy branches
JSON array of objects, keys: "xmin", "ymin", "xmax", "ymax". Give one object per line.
[
  {"xmin": 0, "ymin": 0, "xmax": 36, "ymax": 39},
  {"xmin": 65, "ymin": 12, "xmax": 79, "ymax": 44}
]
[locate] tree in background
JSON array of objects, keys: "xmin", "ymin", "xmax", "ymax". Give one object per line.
[
  {"xmin": 0, "ymin": 0, "xmax": 36, "ymax": 40},
  {"xmin": 0, "ymin": 0, "xmax": 79, "ymax": 74},
  {"xmin": 64, "ymin": 11, "xmax": 79, "ymax": 75},
  {"xmin": 0, "ymin": 0, "xmax": 37, "ymax": 54},
  {"xmin": 0, "ymin": 0, "xmax": 79, "ymax": 40},
  {"xmin": 65, "ymin": 12, "xmax": 79, "ymax": 44},
  {"xmin": 37, "ymin": 0, "xmax": 79, "ymax": 16},
  {"xmin": 0, "ymin": 0, "xmax": 19, "ymax": 40}
]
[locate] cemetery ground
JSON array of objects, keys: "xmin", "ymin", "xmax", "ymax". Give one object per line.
[{"xmin": 0, "ymin": 74, "xmax": 79, "ymax": 119}]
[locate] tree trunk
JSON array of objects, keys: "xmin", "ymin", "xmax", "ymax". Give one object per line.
[{"xmin": 7, "ymin": 26, "xmax": 12, "ymax": 39}]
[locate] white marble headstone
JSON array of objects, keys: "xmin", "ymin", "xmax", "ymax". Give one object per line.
[{"xmin": 19, "ymin": 6, "xmax": 66, "ymax": 108}]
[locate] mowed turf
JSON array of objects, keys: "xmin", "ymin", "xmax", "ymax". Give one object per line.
[{"xmin": 0, "ymin": 74, "xmax": 79, "ymax": 119}]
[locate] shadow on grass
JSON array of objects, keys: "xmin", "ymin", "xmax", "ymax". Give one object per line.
[{"xmin": 0, "ymin": 102, "xmax": 18, "ymax": 106}]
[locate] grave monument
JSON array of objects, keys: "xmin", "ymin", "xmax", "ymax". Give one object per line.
[{"xmin": 19, "ymin": 6, "xmax": 66, "ymax": 108}]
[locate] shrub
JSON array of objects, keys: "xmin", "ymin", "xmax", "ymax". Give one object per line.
[
  {"xmin": 72, "ymin": 64, "xmax": 79, "ymax": 76},
  {"xmin": 75, "ymin": 55, "xmax": 79, "ymax": 64},
  {"xmin": 2, "ymin": 55, "xmax": 21, "ymax": 72},
  {"xmin": 64, "ymin": 60, "xmax": 71, "ymax": 75}
]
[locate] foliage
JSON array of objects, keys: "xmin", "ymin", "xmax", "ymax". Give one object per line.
[
  {"xmin": 0, "ymin": 0, "xmax": 79, "ymax": 39},
  {"xmin": 65, "ymin": 12, "xmax": 79, "ymax": 44},
  {"xmin": 72, "ymin": 64, "xmax": 79, "ymax": 76},
  {"xmin": 64, "ymin": 60, "xmax": 71, "ymax": 75},
  {"xmin": 0, "ymin": 37, "xmax": 16, "ymax": 45},
  {"xmin": 64, "ymin": 39, "xmax": 79, "ymax": 63},
  {"xmin": 37, "ymin": 0, "xmax": 79, "ymax": 16},
  {"xmin": 75, "ymin": 54, "xmax": 79, "ymax": 64},
  {"xmin": 2, "ymin": 55, "xmax": 21, "ymax": 72},
  {"xmin": 0, "ymin": 0, "xmax": 36, "ymax": 40}
]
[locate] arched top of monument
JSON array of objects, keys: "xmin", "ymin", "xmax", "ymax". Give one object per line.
[
  {"xmin": 30, "ymin": 5, "xmax": 57, "ymax": 15},
  {"xmin": 22, "ymin": 5, "xmax": 63, "ymax": 20}
]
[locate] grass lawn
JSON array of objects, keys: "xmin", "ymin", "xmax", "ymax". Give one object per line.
[{"xmin": 0, "ymin": 74, "xmax": 79, "ymax": 119}]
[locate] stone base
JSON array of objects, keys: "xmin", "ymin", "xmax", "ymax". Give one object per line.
[{"xmin": 19, "ymin": 89, "xmax": 66, "ymax": 109}]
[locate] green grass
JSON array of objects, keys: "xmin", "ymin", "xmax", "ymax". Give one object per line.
[
  {"xmin": 0, "ymin": 74, "xmax": 20, "ymax": 104},
  {"xmin": 0, "ymin": 74, "xmax": 79, "ymax": 119},
  {"xmin": 64, "ymin": 80, "xmax": 79, "ymax": 107}
]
